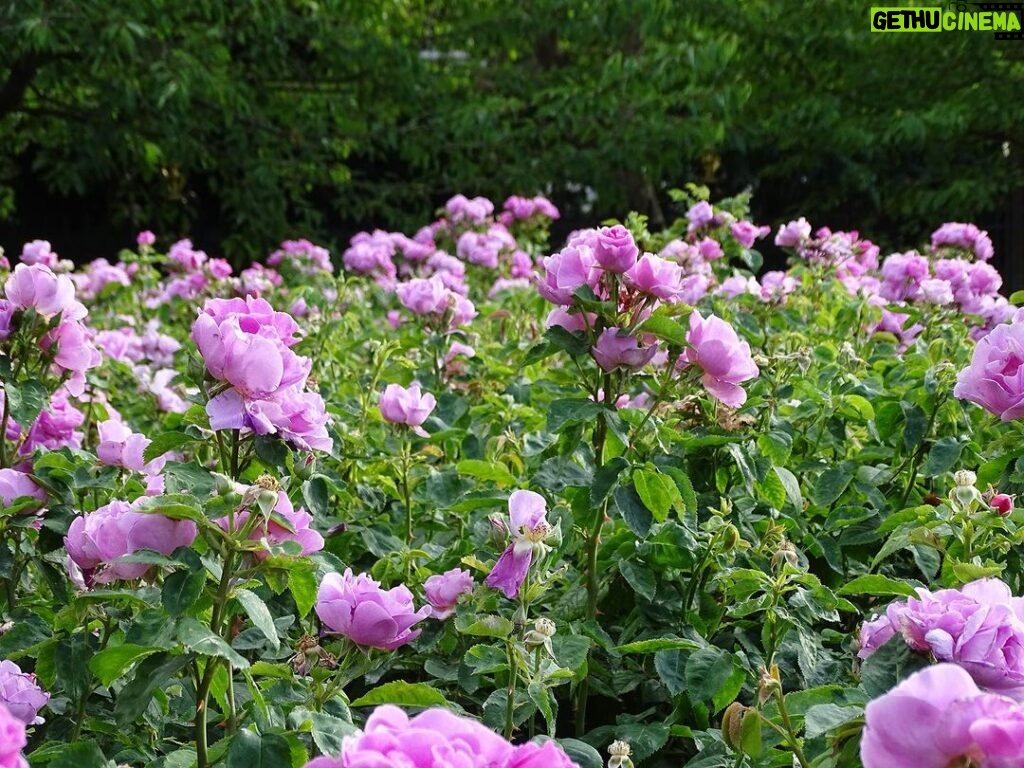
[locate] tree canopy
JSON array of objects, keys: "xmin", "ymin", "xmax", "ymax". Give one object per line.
[{"xmin": 1, "ymin": 0, "xmax": 1022, "ymax": 261}]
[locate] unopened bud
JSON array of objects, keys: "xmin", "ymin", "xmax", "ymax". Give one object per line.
[
  {"xmin": 720, "ymin": 524, "xmax": 740, "ymax": 551},
  {"xmin": 954, "ymin": 469, "xmax": 977, "ymax": 488},
  {"xmin": 256, "ymin": 488, "xmax": 279, "ymax": 516},
  {"xmin": 607, "ymin": 740, "xmax": 633, "ymax": 768},
  {"xmin": 757, "ymin": 664, "xmax": 781, "ymax": 705},
  {"xmin": 991, "ymin": 493, "xmax": 1014, "ymax": 516},
  {"xmin": 721, "ymin": 702, "xmax": 747, "ymax": 751}
]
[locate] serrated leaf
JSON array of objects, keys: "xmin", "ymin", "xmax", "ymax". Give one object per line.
[
  {"xmin": 350, "ymin": 681, "xmax": 450, "ymax": 707},
  {"xmin": 803, "ymin": 703, "xmax": 864, "ymax": 739},
  {"xmin": 177, "ymin": 617, "xmax": 249, "ymax": 669},
  {"xmin": 633, "ymin": 468, "xmax": 680, "ymax": 522},
  {"xmin": 143, "ymin": 431, "xmax": 197, "ymax": 464},
  {"xmin": 455, "ymin": 614, "xmax": 514, "ymax": 638},
  {"xmin": 225, "ymin": 729, "xmax": 291, "ymax": 768},
  {"xmin": 615, "ymin": 637, "xmax": 702, "ymax": 654},
  {"xmin": 288, "ymin": 567, "xmax": 318, "ymax": 618},
  {"xmin": 235, "ymin": 588, "xmax": 280, "ymax": 650},
  {"xmin": 837, "ymin": 574, "xmax": 917, "ymax": 598},
  {"xmin": 88, "ymin": 644, "xmax": 162, "ymax": 687},
  {"xmin": 456, "ymin": 459, "xmax": 516, "ymax": 486}
]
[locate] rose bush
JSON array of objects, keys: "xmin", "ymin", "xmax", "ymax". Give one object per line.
[{"xmin": 2, "ymin": 190, "xmax": 1024, "ymax": 767}]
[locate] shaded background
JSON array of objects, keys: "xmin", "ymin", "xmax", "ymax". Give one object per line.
[{"xmin": 1, "ymin": 1, "xmax": 1022, "ymax": 285}]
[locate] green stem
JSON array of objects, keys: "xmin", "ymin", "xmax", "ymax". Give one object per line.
[
  {"xmin": 774, "ymin": 688, "xmax": 811, "ymax": 768},
  {"xmin": 401, "ymin": 437, "xmax": 413, "ymax": 545},
  {"xmin": 504, "ymin": 637, "xmax": 518, "ymax": 740}
]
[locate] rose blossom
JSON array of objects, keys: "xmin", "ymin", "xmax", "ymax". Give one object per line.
[
  {"xmin": 0, "ymin": 702, "xmax": 29, "ymax": 768},
  {"xmin": 0, "ymin": 470, "xmax": 45, "ymax": 509},
  {"xmin": 679, "ymin": 311, "xmax": 759, "ymax": 408},
  {"xmin": 218, "ymin": 490, "xmax": 323, "ymax": 559},
  {"xmin": 624, "ymin": 253, "xmax": 683, "ymax": 301},
  {"xmin": 591, "ymin": 327, "xmax": 658, "ymax": 372},
  {"xmin": 954, "ymin": 320, "xmax": 1024, "ymax": 420},
  {"xmin": 485, "ymin": 490, "xmax": 551, "ymax": 599},
  {"xmin": 379, "ymin": 383, "xmax": 436, "ymax": 436},
  {"xmin": 303, "ymin": 704, "xmax": 579, "ymax": 768},
  {"xmin": 315, "ymin": 568, "xmax": 430, "ymax": 650},
  {"xmin": 0, "ymin": 660, "xmax": 49, "ymax": 725},
  {"xmin": 594, "ymin": 225, "xmax": 639, "ymax": 273},
  {"xmin": 64, "ymin": 499, "xmax": 198, "ymax": 585},
  {"xmin": 424, "ymin": 567, "xmax": 475, "ymax": 619}
]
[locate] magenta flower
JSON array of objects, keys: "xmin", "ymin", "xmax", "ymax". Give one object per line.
[
  {"xmin": 218, "ymin": 490, "xmax": 323, "ymax": 559},
  {"xmin": 686, "ymin": 201, "xmax": 715, "ymax": 233},
  {"xmin": 730, "ymin": 221, "xmax": 771, "ymax": 248},
  {"xmin": 445, "ymin": 194, "xmax": 494, "ymax": 225},
  {"xmin": 538, "ymin": 245, "xmax": 599, "ymax": 305},
  {"xmin": 4, "ymin": 264, "xmax": 76, "ymax": 319},
  {"xmin": 932, "ymin": 221, "xmax": 994, "ymax": 262},
  {"xmin": 485, "ymin": 490, "xmax": 550, "ymax": 600},
  {"xmin": 679, "ymin": 311, "xmax": 759, "ymax": 408},
  {"xmin": 594, "ymin": 225, "xmax": 639, "ymax": 273},
  {"xmin": 397, "ymin": 276, "xmax": 449, "ymax": 315},
  {"xmin": 267, "ymin": 239, "xmax": 333, "ymax": 276},
  {"xmin": 992, "ymin": 493, "xmax": 1014, "ymax": 516},
  {"xmin": 858, "ymin": 579, "xmax": 1024, "ymax": 692},
  {"xmin": 19, "ymin": 240, "xmax": 58, "ymax": 268},
  {"xmin": 192, "ymin": 297, "xmax": 331, "ymax": 451},
  {"xmin": 96, "ymin": 420, "xmax": 161, "ymax": 474},
  {"xmin": 136, "ymin": 230, "xmax": 156, "ymax": 247},
  {"xmin": 0, "ymin": 660, "xmax": 49, "ymax": 725},
  {"xmin": 64, "ymin": 499, "xmax": 198, "ymax": 585},
  {"xmin": 591, "ymin": 327, "xmax": 658, "ymax": 372},
  {"xmin": 315, "ymin": 568, "xmax": 430, "ymax": 650},
  {"xmin": 954, "ymin": 320, "xmax": 1024, "ymax": 421},
  {"xmin": 0, "ymin": 702, "xmax": 28, "ymax": 768},
  {"xmin": 21, "ymin": 388, "xmax": 84, "ymax": 454},
  {"xmin": 424, "ymin": 567, "xmax": 475, "ymax": 619},
  {"xmin": 379, "ymin": 383, "xmax": 436, "ymax": 437},
  {"xmin": 774, "ymin": 218, "xmax": 812, "ymax": 248},
  {"xmin": 862, "ymin": 664, "xmax": 980, "ymax": 767},
  {"xmin": 624, "ymin": 254, "xmax": 684, "ymax": 301},
  {"xmin": 302, "ymin": 704, "xmax": 578, "ymax": 768},
  {"xmin": 0, "ymin": 470, "xmax": 45, "ymax": 510}
]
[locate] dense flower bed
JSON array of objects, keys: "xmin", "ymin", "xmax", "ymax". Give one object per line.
[{"xmin": 1, "ymin": 188, "xmax": 1023, "ymax": 767}]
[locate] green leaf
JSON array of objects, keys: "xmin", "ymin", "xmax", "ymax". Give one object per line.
[
  {"xmin": 633, "ymin": 468, "xmax": 681, "ymax": 522},
  {"xmin": 48, "ymin": 740, "xmax": 110, "ymax": 768},
  {"xmin": 837, "ymin": 574, "xmax": 917, "ymax": 598},
  {"xmin": 114, "ymin": 652, "xmax": 190, "ymax": 725},
  {"xmin": 615, "ymin": 637, "xmax": 702, "ymax": 654},
  {"xmin": 654, "ymin": 650, "xmax": 686, "ymax": 697},
  {"xmin": 774, "ymin": 466, "xmax": 803, "ymax": 509},
  {"xmin": 5, "ymin": 380, "xmax": 48, "ymax": 426},
  {"xmin": 177, "ymin": 617, "xmax": 249, "ymax": 669},
  {"xmin": 56, "ymin": 635, "xmax": 93, "ymax": 700},
  {"xmin": 456, "ymin": 459, "xmax": 516, "ymax": 486},
  {"xmin": 547, "ymin": 398, "xmax": 605, "ymax": 432},
  {"xmin": 591, "ymin": 457, "xmax": 629, "ymax": 507},
  {"xmin": 527, "ymin": 682, "xmax": 556, "ymax": 735},
  {"xmin": 922, "ymin": 437, "xmax": 965, "ymax": 477},
  {"xmin": 143, "ymin": 431, "xmax": 197, "ymax": 464},
  {"xmin": 544, "ymin": 326, "xmax": 590, "ymax": 357},
  {"xmin": 754, "ymin": 468, "xmax": 786, "ymax": 510},
  {"xmin": 455, "ymin": 614, "xmax": 514, "ymax": 639},
  {"xmin": 810, "ymin": 464, "xmax": 854, "ymax": 506},
  {"xmin": 685, "ymin": 647, "xmax": 736, "ymax": 703},
  {"xmin": 619, "ymin": 559, "xmax": 656, "ymax": 601},
  {"xmin": 952, "ymin": 561, "xmax": 1004, "ymax": 582},
  {"xmin": 803, "ymin": 703, "xmax": 864, "ymax": 739},
  {"xmin": 302, "ymin": 476, "xmax": 331, "ymax": 517},
  {"xmin": 636, "ymin": 314, "xmax": 688, "ymax": 346},
  {"xmin": 88, "ymin": 644, "xmax": 163, "ymax": 687},
  {"xmin": 235, "ymin": 588, "xmax": 280, "ymax": 650},
  {"xmin": 614, "ymin": 484, "xmax": 653, "ymax": 537},
  {"xmin": 288, "ymin": 567, "xmax": 318, "ymax": 618},
  {"xmin": 162, "ymin": 568, "xmax": 207, "ymax": 616},
  {"xmin": 225, "ymin": 729, "xmax": 291, "ymax": 768},
  {"xmin": 350, "ymin": 681, "xmax": 450, "ymax": 707},
  {"xmin": 740, "ymin": 707, "xmax": 763, "ymax": 757},
  {"xmin": 553, "ymin": 739, "xmax": 603, "ymax": 768},
  {"xmin": 289, "ymin": 707, "xmax": 358, "ymax": 757}
]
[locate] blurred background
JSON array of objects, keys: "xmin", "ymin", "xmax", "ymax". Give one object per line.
[{"xmin": 1, "ymin": 1, "xmax": 1022, "ymax": 285}]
